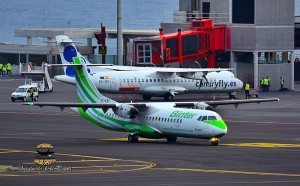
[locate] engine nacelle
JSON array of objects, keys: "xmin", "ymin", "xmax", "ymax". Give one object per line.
[
  {"xmin": 178, "ymin": 72, "xmax": 204, "ymax": 80},
  {"xmin": 194, "ymin": 102, "xmax": 215, "ymax": 111},
  {"xmin": 113, "ymin": 104, "xmax": 138, "ymax": 119}
]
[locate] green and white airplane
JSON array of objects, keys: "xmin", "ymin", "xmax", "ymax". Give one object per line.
[{"xmin": 25, "ymin": 57, "xmax": 279, "ymax": 145}]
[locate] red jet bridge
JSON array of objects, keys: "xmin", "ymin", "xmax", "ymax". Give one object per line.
[{"xmin": 133, "ymin": 19, "xmax": 230, "ymax": 68}]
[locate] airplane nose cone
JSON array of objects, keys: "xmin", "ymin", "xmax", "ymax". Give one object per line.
[
  {"xmin": 238, "ymin": 79, "xmax": 244, "ymax": 89},
  {"xmin": 216, "ymin": 121, "xmax": 227, "ymax": 137}
]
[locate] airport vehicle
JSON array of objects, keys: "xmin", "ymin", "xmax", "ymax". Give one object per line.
[
  {"xmin": 21, "ymin": 62, "xmax": 53, "ymax": 92},
  {"xmin": 11, "ymin": 84, "xmax": 38, "ymax": 102},
  {"xmin": 25, "ymin": 57, "xmax": 279, "ymax": 145},
  {"xmin": 54, "ymin": 35, "xmax": 243, "ymax": 100}
]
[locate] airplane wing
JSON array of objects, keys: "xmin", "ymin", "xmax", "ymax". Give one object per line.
[{"xmin": 173, "ymin": 98, "xmax": 279, "ymax": 110}]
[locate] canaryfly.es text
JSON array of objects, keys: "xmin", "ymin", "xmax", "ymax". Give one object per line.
[{"xmin": 196, "ymin": 80, "xmax": 237, "ymax": 89}]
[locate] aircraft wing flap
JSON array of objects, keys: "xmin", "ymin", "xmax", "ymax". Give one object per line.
[
  {"xmin": 23, "ymin": 102, "xmax": 149, "ymax": 109},
  {"xmin": 204, "ymin": 98, "xmax": 280, "ymax": 106},
  {"xmin": 172, "ymin": 98, "xmax": 279, "ymax": 108},
  {"xmin": 23, "ymin": 102, "xmax": 118, "ymax": 108}
]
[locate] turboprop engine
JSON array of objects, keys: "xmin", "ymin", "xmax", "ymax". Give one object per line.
[{"xmin": 113, "ymin": 104, "xmax": 138, "ymax": 119}]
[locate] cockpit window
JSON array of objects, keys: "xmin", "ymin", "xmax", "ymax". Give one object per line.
[
  {"xmin": 197, "ymin": 116, "xmax": 202, "ymax": 121},
  {"xmin": 207, "ymin": 116, "xmax": 217, "ymax": 120},
  {"xmin": 201, "ymin": 116, "xmax": 207, "ymax": 121}
]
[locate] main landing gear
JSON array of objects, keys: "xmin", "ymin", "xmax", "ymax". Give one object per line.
[
  {"xmin": 128, "ymin": 134, "xmax": 139, "ymax": 143},
  {"xmin": 210, "ymin": 137, "xmax": 220, "ymax": 146}
]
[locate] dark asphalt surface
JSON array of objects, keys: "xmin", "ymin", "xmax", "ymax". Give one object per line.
[{"xmin": 0, "ymin": 76, "xmax": 300, "ymax": 185}]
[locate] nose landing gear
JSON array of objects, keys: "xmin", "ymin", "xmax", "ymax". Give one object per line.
[{"xmin": 210, "ymin": 137, "xmax": 220, "ymax": 146}]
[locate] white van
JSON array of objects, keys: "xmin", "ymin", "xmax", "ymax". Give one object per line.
[{"xmin": 11, "ymin": 85, "xmax": 39, "ymax": 102}]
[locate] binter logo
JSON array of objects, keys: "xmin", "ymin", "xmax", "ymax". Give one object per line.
[
  {"xmin": 170, "ymin": 111, "xmax": 197, "ymax": 119},
  {"xmin": 196, "ymin": 80, "xmax": 237, "ymax": 89}
]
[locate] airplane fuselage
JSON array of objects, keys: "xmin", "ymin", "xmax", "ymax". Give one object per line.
[
  {"xmin": 72, "ymin": 103, "xmax": 227, "ymax": 139},
  {"xmin": 57, "ymin": 70, "xmax": 243, "ymax": 98},
  {"xmin": 90, "ymin": 70, "xmax": 242, "ymax": 95}
]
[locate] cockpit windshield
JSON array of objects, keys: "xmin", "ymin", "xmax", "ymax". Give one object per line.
[{"xmin": 197, "ymin": 115, "xmax": 222, "ymax": 121}]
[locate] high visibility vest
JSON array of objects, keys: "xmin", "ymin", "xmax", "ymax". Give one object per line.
[
  {"xmin": 2, "ymin": 66, "xmax": 6, "ymax": 71},
  {"xmin": 7, "ymin": 63, "xmax": 12, "ymax": 70},
  {"xmin": 260, "ymin": 79, "xmax": 264, "ymax": 85},
  {"xmin": 263, "ymin": 78, "xmax": 269, "ymax": 85},
  {"xmin": 245, "ymin": 83, "xmax": 250, "ymax": 90},
  {"xmin": 0, "ymin": 64, "xmax": 3, "ymax": 70},
  {"xmin": 280, "ymin": 79, "xmax": 284, "ymax": 85}
]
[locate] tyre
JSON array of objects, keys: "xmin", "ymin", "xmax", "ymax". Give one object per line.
[
  {"xmin": 128, "ymin": 135, "xmax": 139, "ymax": 143},
  {"xmin": 23, "ymin": 97, "xmax": 26, "ymax": 102},
  {"xmin": 11, "ymin": 98, "xmax": 15, "ymax": 102}
]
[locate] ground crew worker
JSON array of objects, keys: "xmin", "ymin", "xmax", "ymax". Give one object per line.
[
  {"xmin": 263, "ymin": 77, "xmax": 269, "ymax": 92},
  {"xmin": 0, "ymin": 63, "xmax": 3, "ymax": 76},
  {"xmin": 30, "ymin": 88, "xmax": 35, "ymax": 101},
  {"xmin": 260, "ymin": 77, "xmax": 264, "ymax": 91},
  {"xmin": 2, "ymin": 65, "xmax": 7, "ymax": 76},
  {"xmin": 6, "ymin": 63, "xmax": 12, "ymax": 75},
  {"xmin": 245, "ymin": 82, "xmax": 250, "ymax": 99},
  {"xmin": 280, "ymin": 77, "xmax": 285, "ymax": 92}
]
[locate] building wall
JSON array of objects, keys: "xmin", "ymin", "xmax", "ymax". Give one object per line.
[
  {"xmin": 258, "ymin": 63, "xmax": 293, "ymax": 91},
  {"xmin": 231, "ymin": 27, "xmax": 294, "ymax": 50},
  {"xmin": 255, "ymin": 0, "xmax": 294, "ymax": 26}
]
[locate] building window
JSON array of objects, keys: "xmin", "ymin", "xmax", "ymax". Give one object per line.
[
  {"xmin": 202, "ymin": 2, "xmax": 210, "ymax": 18},
  {"xmin": 232, "ymin": 0, "xmax": 255, "ymax": 24},
  {"xmin": 137, "ymin": 43, "xmax": 152, "ymax": 64}
]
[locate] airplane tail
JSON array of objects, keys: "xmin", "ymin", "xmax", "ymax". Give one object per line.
[
  {"xmin": 55, "ymin": 35, "xmax": 89, "ymax": 77},
  {"xmin": 72, "ymin": 56, "xmax": 116, "ymax": 104}
]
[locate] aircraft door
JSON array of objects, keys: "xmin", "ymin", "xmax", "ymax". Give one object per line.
[{"xmin": 110, "ymin": 78, "xmax": 116, "ymax": 90}]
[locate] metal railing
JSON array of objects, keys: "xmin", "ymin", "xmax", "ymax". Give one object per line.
[{"xmin": 164, "ymin": 11, "xmax": 230, "ymax": 24}]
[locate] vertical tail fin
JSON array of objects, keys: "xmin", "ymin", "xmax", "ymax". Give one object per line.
[
  {"xmin": 72, "ymin": 57, "xmax": 116, "ymax": 104},
  {"xmin": 56, "ymin": 35, "xmax": 90, "ymax": 77}
]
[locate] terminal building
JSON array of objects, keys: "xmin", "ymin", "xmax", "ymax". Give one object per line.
[
  {"xmin": 162, "ymin": 0, "xmax": 296, "ymax": 91},
  {"xmin": 0, "ymin": 0, "xmax": 298, "ymax": 91}
]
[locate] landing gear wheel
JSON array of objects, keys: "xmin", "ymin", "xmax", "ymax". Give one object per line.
[
  {"xmin": 142, "ymin": 95, "xmax": 151, "ymax": 101},
  {"xmin": 164, "ymin": 94, "xmax": 173, "ymax": 101},
  {"xmin": 210, "ymin": 137, "xmax": 220, "ymax": 146},
  {"xmin": 128, "ymin": 135, "xmax": 139, "ymax": 143},
  {"xmin": 167, "ymin": 136, "xmax": 177, "ymax": 143}
]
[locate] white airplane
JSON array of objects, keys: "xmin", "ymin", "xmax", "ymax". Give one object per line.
[
  {"xmin": 25, "ymin": 57, "xmax": 279, "ymax": 145},
  {"xmin": 54, "ymin": 35, "xmax": 244, "ymax": 100}
]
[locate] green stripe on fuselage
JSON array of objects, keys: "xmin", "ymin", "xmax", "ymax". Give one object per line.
[{"xmin": 205, "ymin": 120, "xmax": 227, "ymax": 130}]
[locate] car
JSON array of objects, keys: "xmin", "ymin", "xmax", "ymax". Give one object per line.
[{"xmin": 11, "ymin": 84, "xmax": 39, "ymax": 102}]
